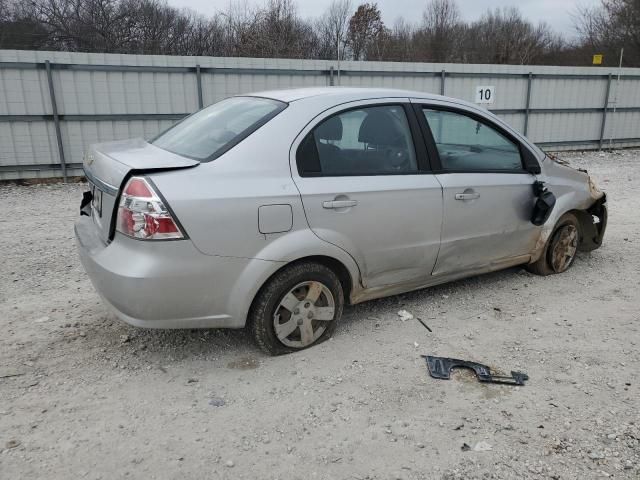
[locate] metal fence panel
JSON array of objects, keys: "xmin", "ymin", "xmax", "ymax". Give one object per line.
[
  {"xmin": 0, "ymin": 67, "xmax": 49, "ymax": 115},
  {"xmin": 614, "ymin": 79, "xmax": 640, "ymax": 108},
  {"xmin": 0, "ymin": 121, "xmax": 59, "ymax": 164},
  {"xmin": 496, "ymin": 113, "xmax": 525, "ymax": 134},
  {"xmin": 529, "ymin": 77, "xmax": 607, "ymax": 110},
  {"xmin": 529, "ymin": 112, "xmax": 603, "ymax": 145},
  {"xmin": 338, "ymin": 72, "xmax": 442, "ymax": 93},
  {"xmin": 1, "ymin": 49, "xmax": 640, "ymax": 180},
  {"xmin": 201, "ymin": 71, "xmax": 328, "ymax": 105},
  {"xmin": 605, "ymin": 111, "xmax": 640, "ymax": 139}
]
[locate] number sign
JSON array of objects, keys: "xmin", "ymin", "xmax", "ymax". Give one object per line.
[{"xmin": 475, "ymin": 86, "xmax": 495, "ymax": 104}]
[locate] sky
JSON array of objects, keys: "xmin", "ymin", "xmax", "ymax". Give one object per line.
[{"xmin": 166, "ymin": 0, "xmax": 602, "ymax": 36}]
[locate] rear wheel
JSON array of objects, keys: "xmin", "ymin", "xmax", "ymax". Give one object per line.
[
  {"xmin": 250, "ymin": 262, "xmax": 344, "ymax": 355},
  {"xmin": 527, "ymin": 213, "xmax": 580, "ymax": 276}
]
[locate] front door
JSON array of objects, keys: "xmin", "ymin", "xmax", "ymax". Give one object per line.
[
  {"xmin": 417, "ymin": 105, "xmax": 541, "ymax": 275},
  {"xmin": 291, "ymin": 102, "xmax": 443, "ymax": 288}
]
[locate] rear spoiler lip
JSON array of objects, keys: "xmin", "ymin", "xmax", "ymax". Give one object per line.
[
  {"xmin": 83, "ymin": 162, "xmax": 200, "ymax": 196},
  {"xmin": 83, "ymin": 166, "xmax": 118, "ymax": 196},
  {"xmin": 84, "ymin": 139, "xmax": 200, "ymax": 195}
]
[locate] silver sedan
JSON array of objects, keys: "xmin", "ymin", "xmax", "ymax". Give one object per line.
[{"xmin": 75, "ymin": 88, "xmax": 607, "ymax": 354}]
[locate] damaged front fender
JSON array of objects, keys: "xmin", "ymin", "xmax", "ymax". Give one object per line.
[{"xmin": 528, "ymin": 170, "xmax": 607, "ymax": 263}]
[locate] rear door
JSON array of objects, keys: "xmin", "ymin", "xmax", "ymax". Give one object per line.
[
  {"xmin": 413, "ymin": 102, "xmax": 540, "ymax": 276},
  {"xmin": 291, "ymin": 100, "xmax": 443, "ymax": 288}
]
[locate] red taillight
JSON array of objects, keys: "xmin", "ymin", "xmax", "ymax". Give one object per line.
[
  {"xmin": 124, "ymin": 177, "xmax": 153, "ymax": 197},
  {"xmin": 116, "ymin": 177, "xmax": 184, "ymax": 240}
]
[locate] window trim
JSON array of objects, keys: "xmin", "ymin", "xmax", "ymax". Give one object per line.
[
  {"xmin": 295, "ymin": 102, "xmax": 431, "ymax": 178},
  {"xmin": 413, "ymin": 104, "xmax": 533, "ymax": 175}
]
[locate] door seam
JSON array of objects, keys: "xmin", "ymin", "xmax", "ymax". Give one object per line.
[{"xmin": 430, "ymin": 174, "xmax": 446, "ymax": 276}]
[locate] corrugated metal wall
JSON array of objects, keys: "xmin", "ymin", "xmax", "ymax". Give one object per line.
[{"xmin": 1, "ymin": 50, "xmax": 640, "ymax": 180}]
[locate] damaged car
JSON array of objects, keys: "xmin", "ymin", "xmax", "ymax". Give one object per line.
[{"xmin": 75, "ymin": 87, "xmax": 607, "ymax": 354}]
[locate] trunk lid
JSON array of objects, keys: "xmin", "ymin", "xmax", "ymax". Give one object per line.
[{"xmin": 83, "ymin": 138, "xmax": 198, "ymax": 243}]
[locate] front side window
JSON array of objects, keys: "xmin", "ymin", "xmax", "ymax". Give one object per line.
[
  {"xmin": 153, "ymin": 96, "xmax": 286, "ymax": 162},
  {"xmin": 297, "ymin": 105, "xmax": 418, "ymax": 176},
  {"xmin": 423, "ymin": 109, "xmax": 523, "ymax": 171}
]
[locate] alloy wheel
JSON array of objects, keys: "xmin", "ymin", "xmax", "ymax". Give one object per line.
[
  {"xmin": 549, "ymin": 224, "xmax": 578, "ymax": 273},
  {"xmin": 273, "ymin": 281, "xmax": 336, "ymax": 348}
]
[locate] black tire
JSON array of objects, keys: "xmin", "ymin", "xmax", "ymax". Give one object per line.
[
  {"xmin": 250, "ymin": 261, "xmax": 344, "ymax": 355},
  {"xmin": 526, "ymin": 212, "xmax": 580, "ymax": 276}
]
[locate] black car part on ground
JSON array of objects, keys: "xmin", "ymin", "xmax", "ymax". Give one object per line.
[
  {"xmin": 423, "ymin": 355, "xmax": 529, "ymax": 386},
  {"xmin": 531, "ymin": 180, "xmax": 556, "ymax": 226}
]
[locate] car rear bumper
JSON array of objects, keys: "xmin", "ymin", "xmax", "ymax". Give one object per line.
[{"xmin": 74, "ymin": 216, "xmax": 251, "ymax": 329}]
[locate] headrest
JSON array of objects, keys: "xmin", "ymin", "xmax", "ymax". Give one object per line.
[
  {"xmin": 358, "ymin": 110, "xmax": 404, "ymax": 146},
  {"xmin": 315, "ymin": 115, "xmax": 343, "ymax": 141}
]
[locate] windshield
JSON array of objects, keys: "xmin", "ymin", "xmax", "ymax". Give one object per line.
[{"xmin": 152, "ymin": 96, "xmax": 286, "ymax": 162}]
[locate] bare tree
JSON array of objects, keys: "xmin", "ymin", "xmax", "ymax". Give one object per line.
[
  {"xmin": 33, "ymin": 0, "xmax": 136, "ymax": 52},
  {"xmin": 574, "ymin": 0, "xmax": 640, "ymax": 66},
  {"xmin": 254, "ymin": 0, "xmax": 317, "ymax": 58},
  {"xmin": 1, "ymin": 0, "xmax": 623, "ymax": 66},
  {"xmin": 416, "ymin": 0, "xmax": 464, "ymax": 62},
  {"xmin": 131, "ymin": 0, "xmax": 181, "ymax": 54},
  {"xmin": 464, "ymin": 7, "xmax": 559, "ymax": 65},
  {"xmin": 382, "ymin": 18, "xmax": 414, "ymax": 61},
  {"xmin": 1, "ymin": 0, "xmax": 9, "ymax": 22},
  {"xmin": 180, "ymin": 15, "xmax": 227, "ymax": 56},
  {"xmin": 0, "ymin": 0, "xmax": 49, "ymax": 49},
  {"xmin": 315, "ymin": 0, "xmax": 352, "ymax": 61},
  {"xmin": 219, "ymin": 1, "xmax": 261, "ymax": 56}
]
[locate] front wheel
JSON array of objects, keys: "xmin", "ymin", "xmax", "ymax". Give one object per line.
[
  {"xmin": 250, "ymin": 262, "xmax": 344, "ymax": 355},
  {"xmin": 527, "ymin": 213, "xmax": 580, "ymax": 276}
]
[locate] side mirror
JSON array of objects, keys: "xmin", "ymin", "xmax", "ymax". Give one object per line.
[
  {"xmin": 521, "ymin": 145, "xmax": 541, "ymax": 174},
  {"xmin": 531, "ymin": 191, "xmax": 556, "ymax": 226},
  {"xmin": 531, "ymin": 180, "xmax": 556, "ymax": 226}
]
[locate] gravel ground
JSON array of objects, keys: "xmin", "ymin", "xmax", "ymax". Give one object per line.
[{"xmin": 1, "ymin": 150, "xmax": 639, "ymax": 480}]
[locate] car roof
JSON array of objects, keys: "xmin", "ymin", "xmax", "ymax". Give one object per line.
[
  {"xmin": 245, "ymin": 87, "xmax": 546, "ymax": 161},
  {"xmin": 245, "ymin": 87, "xmax": 489, "ymax": 117},
  {"xmin": 247, "ymin": 87, "xmax": 446, "ymax": 103}
]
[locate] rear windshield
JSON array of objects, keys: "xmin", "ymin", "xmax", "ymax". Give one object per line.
[{"xmin": 152, "ymin": 96, "xmax": 286, "ymax": 162}]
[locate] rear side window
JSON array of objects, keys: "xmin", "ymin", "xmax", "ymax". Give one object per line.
[
  {"xmin": 423, "ymin": 109, "xmax": 523, "ymax": 171},
  {"xmin": 297, "ymin": 105, "xmax": 417, "ymax": 176},
  {"xmin": 153, "ymin": 97, "xmax": 286, "ymax": 162}
]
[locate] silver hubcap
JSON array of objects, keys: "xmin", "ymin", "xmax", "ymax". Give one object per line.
[
  {"xmin": 550, "ymin": 224, "xmax": 578, "ymax": 273},
  {"xmin": 273, "ymin": 281, "xmax": 335, "ymax": 348}
]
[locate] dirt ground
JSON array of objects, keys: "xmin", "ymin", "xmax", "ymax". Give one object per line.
[{"xmin": 1, "ymin": 150, "xmax": 639, "ymax": 480}]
